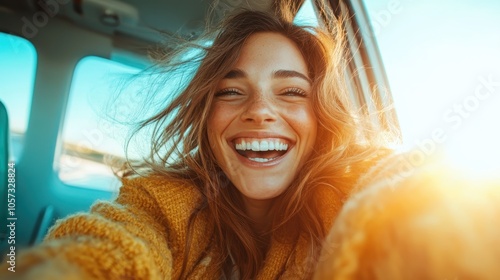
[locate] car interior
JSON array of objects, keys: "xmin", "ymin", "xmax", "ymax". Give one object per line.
[
  {"xmin": 0, "ymin": 0, "xmax": 398, "ymax": 254},
  {"xmin": 0, "ymin": 0, "xmax": 499, "ymax": 266}
]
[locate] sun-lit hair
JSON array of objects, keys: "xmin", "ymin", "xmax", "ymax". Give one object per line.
[
  {"xmin": 122, "ymin": 7, "xmax": 392, "ymax": 280},
  {"xmin": 314, "ymin": 156, "xmax": 500, "ymax": 280}
]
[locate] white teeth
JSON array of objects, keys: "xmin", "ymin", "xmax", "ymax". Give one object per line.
[
  {"xmin": 234, "ymin": 139, "xmax": 289, "ymax": 151},
  {"xmin": 269, "ymin": 141, "xmax": 275, "ymax": 150},
  {"xmin": 251, "ymin": 141, "xmax": 259, "ymax": 151},
  {"xmin": 249, "ymin": 157, "xmax": 276, "ymax": 163},
  {"xmin": 260, "ymin": 141, "xmax": 269, "ymax": 151}
]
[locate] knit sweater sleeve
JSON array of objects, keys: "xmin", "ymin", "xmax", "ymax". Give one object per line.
[{"xmin": 0, "ymin": 175, "xmax": 183, "ymax": 280}]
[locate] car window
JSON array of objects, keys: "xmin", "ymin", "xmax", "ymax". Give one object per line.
[
  {"xmin": 0, "ymin": 33, "xmax": 37, "ymax": 161},
  {"xmin": 57, "ymin": 56, "xmax": 143, "ymax": 191},
  {"xmin": 363, "ymin": 0, "xmax": 500, "ymax": 174}
]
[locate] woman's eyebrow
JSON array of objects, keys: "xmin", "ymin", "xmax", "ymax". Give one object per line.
[
  {"xmin": 273, "ymin": 70, "xmax": 311, "ymax": 84},
  {"xmin": 223, "ymin": 69, "xmax": 246, "ymax": 79},
  {"xmin": 223, "ymin": 69, "xmax": 311, "ymax": 84}
]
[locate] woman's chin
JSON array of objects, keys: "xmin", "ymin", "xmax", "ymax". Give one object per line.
[{"xmin": 234, "ymin": 178, "xmax": 292, "ymax": 201}]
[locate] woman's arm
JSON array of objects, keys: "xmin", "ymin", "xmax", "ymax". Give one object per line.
[{"xmin": 0, "ymin": 176, "xmax": 175, "ymax": 280}]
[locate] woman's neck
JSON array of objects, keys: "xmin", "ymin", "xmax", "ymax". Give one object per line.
[{"xmin": 243, "ymin": 197, "xmax": 273, "ymax": 233}]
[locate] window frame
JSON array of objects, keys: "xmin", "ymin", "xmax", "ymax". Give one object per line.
[{"xmin": 315, "ymin": 0, "xmax": 401, "ymax": 135}]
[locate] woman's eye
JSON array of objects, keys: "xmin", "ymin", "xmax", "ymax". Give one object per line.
[
  {"xmin": 215, "ymin": 88, "xmax": 243, "ymax": 97},
  {"xmin": 281, "ymin": 88, "xmax": 307, "ymax": 97}
]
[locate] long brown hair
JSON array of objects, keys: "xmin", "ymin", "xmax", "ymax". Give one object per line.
[{"xmin": 123, "ymin": 7, "xmax": 392, "ymax": 280}]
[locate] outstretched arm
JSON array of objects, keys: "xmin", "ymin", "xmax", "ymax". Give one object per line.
[{"xmin": 0, "ymin": 176, "xmax": 175, "ymax": 280}]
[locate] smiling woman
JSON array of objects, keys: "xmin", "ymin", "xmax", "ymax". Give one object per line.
[
  {"xmin": 0, "ymin": 7, "xmax": 393, "ymax": 280},
  {"xmin": 119, "ymin": 9, "xmax": 392, "ymax": 279},
  {"xmin": 208, "ymin": 32, "xmax": 317, "ymax": 204}
]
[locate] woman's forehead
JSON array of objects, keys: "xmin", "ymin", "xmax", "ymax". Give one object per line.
[{"xmin": 231, "ymin": 32, "xmax": 309, "ymax": 78}]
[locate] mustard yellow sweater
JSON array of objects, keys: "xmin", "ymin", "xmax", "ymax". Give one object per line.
[{"xmin": 1, "ymin": 175, "xmax": 341, "ymax": 279}]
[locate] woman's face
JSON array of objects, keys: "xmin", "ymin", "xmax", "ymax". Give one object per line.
[{"xmin": 208, "ymin": 32, "xmax": 317, "ymax": 202}]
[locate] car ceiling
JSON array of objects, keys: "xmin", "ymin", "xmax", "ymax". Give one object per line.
[{"xmin": 0, "ymin": 0, "xmax": 289, "ymax": 44}]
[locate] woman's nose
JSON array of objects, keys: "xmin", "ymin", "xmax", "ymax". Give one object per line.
[{"xmin": 240, "ymin": 95, "xmax": 277, "ymax": 124}]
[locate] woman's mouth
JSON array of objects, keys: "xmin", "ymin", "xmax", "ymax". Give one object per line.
[{"xmin": 233, "ymin": 138, "xmax": 290, "ymax": 163}]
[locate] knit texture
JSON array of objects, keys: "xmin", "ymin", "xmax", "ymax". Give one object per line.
[{"xmin": 0, "ymin": 175, "xmax": 341, "ymax": 279}]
